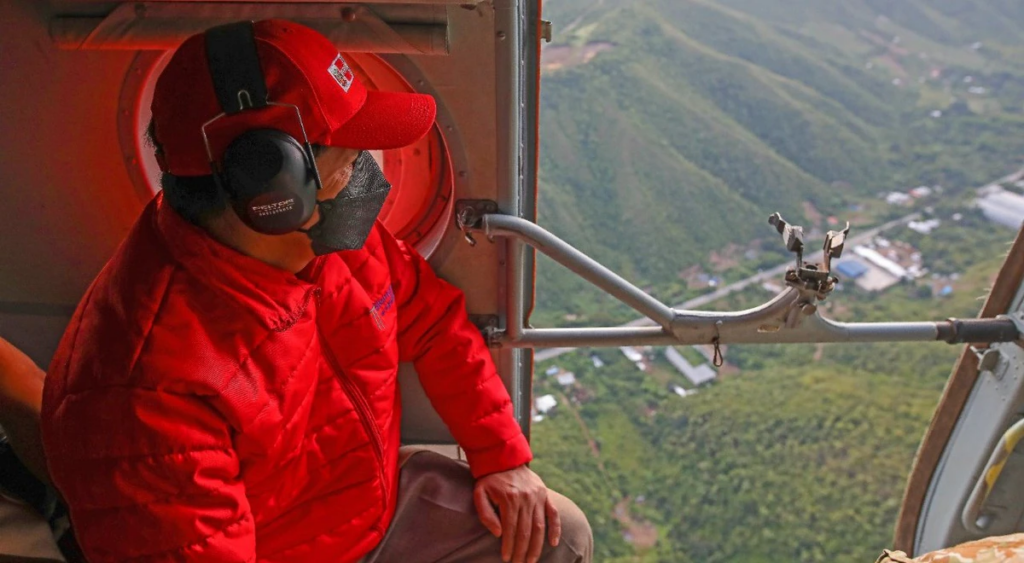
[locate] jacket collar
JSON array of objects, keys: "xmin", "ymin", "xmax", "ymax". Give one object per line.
[{"xmin": 151, "ymin": 193, "xmax": 319, "ymax": 330}]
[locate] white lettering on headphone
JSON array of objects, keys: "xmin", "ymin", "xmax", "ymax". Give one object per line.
[{"xmin": 251, "ymin": 198, "xmax": 296, "ymax": 217}]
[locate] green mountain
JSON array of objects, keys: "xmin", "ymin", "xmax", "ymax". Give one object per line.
[
  {"xmin": 529, "ymin": 1, "xmax": 1024, "ymax": 560},
  {"xmin": 533, "ymin": 0, "xmax": 1024, "ymax": 325},
  {"xmin": 531, "ymin": 213, "xmax": 1016, "ymax": 562}
]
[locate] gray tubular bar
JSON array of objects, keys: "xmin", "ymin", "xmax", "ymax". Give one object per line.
[
  {"xmin": 474, "ymin": 214, "xmax": 1021, "ymax": 349},
  {"xmin": 480, "ymin": 214, "xmax": 677, "ymax": 333},
  {"xmin": 517, "ymin": 327, "xmax": 678, "ymax": 348},
  {"xmin": 507, "ymin": 320, "xmax": 1016, "ymax": 348}
]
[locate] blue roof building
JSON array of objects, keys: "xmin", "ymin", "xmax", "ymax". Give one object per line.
[{"xmin": 835, "ymin": 260, "xmax": 869, "ymax": 279}]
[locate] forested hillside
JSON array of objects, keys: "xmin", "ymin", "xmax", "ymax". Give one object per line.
[
  {"xmin": 529, "ymin": 1, "xmax": 1024, "ymax": 560},
  {"xmin": 531, "ymin": 213, "xmax": 1015, "ymax": 562},
  {"xmin": 533, "ymin": 0, "xmax": 1024, "ymax": 324}
]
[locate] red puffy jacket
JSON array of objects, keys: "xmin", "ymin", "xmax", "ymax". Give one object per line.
[{"xmin": 41, "ymin": 194, "xmax": 532, "ymax": 562}]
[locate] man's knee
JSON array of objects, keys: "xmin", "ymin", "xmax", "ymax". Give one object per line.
[{"xmin": 547, "ymin": 490, "xmax": 593, "ymax": 561}]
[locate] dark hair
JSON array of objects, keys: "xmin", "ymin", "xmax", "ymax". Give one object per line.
[
  {"xmin": 145, "ymin": 120, "xmax": 327, "ymax": 227},
  {"xmin": 159, "ymin": 173, "xmax": 230, "ymax": 226},
  {"xmin": 145, "ymin": 120, "xmax": 228, "ymax": 226}
]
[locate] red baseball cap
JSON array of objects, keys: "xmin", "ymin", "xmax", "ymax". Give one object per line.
[{"xmin": 151, "ymin": 19, "xmax": 437, "ymax": 177}]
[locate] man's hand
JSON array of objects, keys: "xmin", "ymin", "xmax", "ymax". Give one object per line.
[{"xmin": 473, "ymin": 465, "xmax": 561, "ymax": 563}]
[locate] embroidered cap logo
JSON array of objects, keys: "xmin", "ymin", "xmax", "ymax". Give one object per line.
[{"xmin": 328, "ymin": 55, "xmax": 354, "ymax": 92}]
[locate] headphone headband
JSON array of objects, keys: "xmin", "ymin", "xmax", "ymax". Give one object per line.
[
  {"xmin": 198, "ymin": 20, "xmax": 323, "ymax": 235},
  {"xmin": 205, "ymin": 22, "xmax": 268, "ymax": 114}
]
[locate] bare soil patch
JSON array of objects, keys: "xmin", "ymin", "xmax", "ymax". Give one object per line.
[
  {"xmin": 613, "ymin": 498, "xmax": 658, "ymax": 549},
  {"xmin": 803, "ymin": 201, "xmax": 824, "ymax": 227},
  {"xmin": 541, "ymin": 42, "xmax": 615, "ymax": 73},
  {"xmin": 709, "ymin": 243, "xmax": 742, "ymax": 272}
]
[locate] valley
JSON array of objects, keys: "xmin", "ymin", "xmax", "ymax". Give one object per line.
[{"xmin": 528, "ymin": 1, "xmax": 1024, "ymax": 560}]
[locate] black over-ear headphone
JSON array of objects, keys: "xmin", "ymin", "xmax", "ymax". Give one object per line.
[{"xmin": 201, "ymin": 21, "xmax": 323, "ymax": 235}]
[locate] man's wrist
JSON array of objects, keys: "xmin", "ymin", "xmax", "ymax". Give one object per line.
[{"xmin": 465, "ymin": 434, "xmax": 534, "ymax": 479}]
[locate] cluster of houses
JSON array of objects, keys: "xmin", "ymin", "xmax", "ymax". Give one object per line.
[
  {"xmin": 532, "ymin": 366, "xmax": 577, "ymax": 421},
  {"xmin": 889, "ymin": 175, "xmax": 1024, "ymax": 231},
  {"xmin": 532, "ymin": 363, "xmax": 597, "ymax": 422},
  {"xmin": 837, "ymin": 176, "xmax": 1024, "ymax": 294},
  {"xmin": 532, "ymin": 345, "xmax": 719, "ymax": 421},
  {"xmin": 834, "ymin": 236, "xmax": 926, "ymax": 292},
  {"xmin": 838, "ymin": 176, "xmax": 1024, "ymax": 295},
  {"xmin": 621, "ymin": 345, "xmax": 717, "ymax": 397},
  {"xmin": 885, "ymin": 185, "xmax": 936, "ymax": 206}
]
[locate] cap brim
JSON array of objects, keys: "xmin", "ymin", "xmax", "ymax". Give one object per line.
[{"xmin": 328, "ymin": 90, "xmax": 437, "ymax": 150}]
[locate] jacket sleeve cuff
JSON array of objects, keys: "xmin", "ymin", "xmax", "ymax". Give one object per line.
[{"xmin": 465, "ymin": 433, "xmax": 534, "ymax": 479}]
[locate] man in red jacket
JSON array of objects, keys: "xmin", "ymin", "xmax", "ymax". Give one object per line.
[{"xmin": 41, "ymin": 19, "xmax": 591, "ymax": 563}]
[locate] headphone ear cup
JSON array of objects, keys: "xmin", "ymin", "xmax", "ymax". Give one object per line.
[{"xmin": 222, "ymin": 129, "xmax": 318, "ymax": 235}]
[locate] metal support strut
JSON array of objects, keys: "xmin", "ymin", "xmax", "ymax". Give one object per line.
[{"xmin": 456, "ymin": 210, "xmax": 1021, "ymax": 350}]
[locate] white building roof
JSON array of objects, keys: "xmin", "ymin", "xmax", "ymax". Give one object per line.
[
  {"xmin": 556, "ymin": 372, "xmax": 576, "ymax": 386},
  {"xmin": 853, "ymin": 246, "xmax": 911, "ymax": 279},
  {"xmin": 886, "ymin": 192, "xmax": 911, "ymax": 205},
  {"xmin": 664, "ymin": 347, "xmax": 717, "ymax": 386},
  {"xmin": 908, "ymin": 218, "xmax": 941, "ymax": 234},
  {"xmin": 535, "ymin": 394, "xmax": 558, "ymax": 414},
  {"xmin": 619, "ymin": 346, "xmax": 644, "ymax": 363},
  {"xmin": 977, "ymin": 190, "xmax": 1024, "ymax": 229}
]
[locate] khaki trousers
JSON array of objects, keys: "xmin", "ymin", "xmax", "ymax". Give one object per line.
[
  {"xmin": 0, "ymin": 488, "xmax": 63, "ymax": 562},
  {"xmin": 360, "ymin": 450, "xmax": 593, "ymax": 563}
]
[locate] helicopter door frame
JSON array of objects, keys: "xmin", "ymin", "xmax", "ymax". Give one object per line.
[
  {"xmin": 894, "ymin": 227, "xmax": 1024, "ymax": 555},
  {"xmin": 494, "ymin": 0, "xmax": 543, "ymax": 437}
]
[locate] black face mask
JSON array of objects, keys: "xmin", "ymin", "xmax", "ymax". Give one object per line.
[{"xmin": 302, "ymin": 151, "xmax": 392, "ymax": 255}]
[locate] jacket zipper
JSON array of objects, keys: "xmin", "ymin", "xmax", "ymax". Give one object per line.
[{"xmin": 313, "ymin": 288, "xmax": 389, "ymax": 526}]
